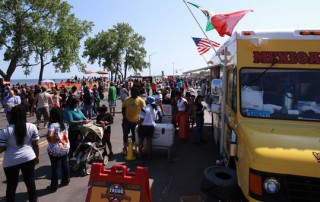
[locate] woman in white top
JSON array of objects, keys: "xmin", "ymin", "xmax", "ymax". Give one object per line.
[
  {"xmin": 137, "ymin": 96, "xmax": 158, "ymax": 159},
  {"xmin": 175, "ymin": 91, "xmax": 189, "ymax": 141},
  {"xmin": 0, "ymin": 104, "xmax": 40, "ymax": 202},
  {"xmin": 52, "ymin": 90, "xmax": 62, "ymax": 108}
]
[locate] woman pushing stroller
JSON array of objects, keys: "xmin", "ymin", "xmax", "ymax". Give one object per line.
[{"xmin": 96, "ymin": 105, "xmax": 114, "ymax": 158}]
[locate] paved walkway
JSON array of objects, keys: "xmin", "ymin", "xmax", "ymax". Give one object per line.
[{"xmin": 0, "ymin": 92, "xmax": 220, "ymax": 201}]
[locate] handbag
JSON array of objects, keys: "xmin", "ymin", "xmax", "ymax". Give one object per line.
[{"xmin": 47, "ymin": 129, "xmax": 70, "ymax": 157}]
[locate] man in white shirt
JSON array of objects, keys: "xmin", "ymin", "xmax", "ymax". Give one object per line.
[{"xmin": 33, "ymin": 86, "xmax": 53, "ymax": 129}]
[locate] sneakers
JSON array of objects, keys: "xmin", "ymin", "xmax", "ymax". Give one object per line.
[
  {"xmin": 60, "ymin": 180, "xmax": 70, "ymax": 187},
  {"xmin": 47, "ymin": 186, "xmax": 57, "ymax": 192},
  {"xmin": 122, "ymin": 147, "xmax": 127, "ymax": 155}
]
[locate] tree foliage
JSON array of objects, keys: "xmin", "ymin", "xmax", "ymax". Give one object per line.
[
  {"xmin": 83, "ymin": 23, "xmax": 148, "ymax": 81},
  {"xmin": 0, "ymin": 0, "xmax": 93, "ymax": 83}
]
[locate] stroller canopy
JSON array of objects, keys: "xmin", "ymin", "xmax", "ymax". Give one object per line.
[{"xmin": 80, "ymin": 124, "xmax": 104, "ymax": 142}]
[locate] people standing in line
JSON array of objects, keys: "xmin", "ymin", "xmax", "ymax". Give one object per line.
[
  {"xmin": 98, "ymin": 82, "xmax": 105, "ymax": 100},
  {"xmin": 170, "ymin": 83, "xmax": 180, "ymax": 128},
  {"xmin": 152, "ymin": 89, "xmax": 165, "ymax": 123},
  {"xmin": 96, "ymin": 105, "xmax": 114, "ymax": 158},
  {"xmin": 175, "ymin": 91, "xmax": 189, "ymax": 141},
  {"xmin": 52, "ymin": 90, "xmax": 62, "ymax": 108},
  {"xmin": 151, "ymin": 81, "xmax": 157, "ymax": 95},
  {"xmin": 121, "ymin": 87, "xmax": 146, "ymax": 154},
  {"xmin": 63, "ymin": 97, "xmax": 89, "ymax": 159},
  {"xmin": 2, "ymin": 89, "xmax": 21, "ymax": 124},
  {"xmin": 20, "ymin": 86, "xmax": 27, "ymax": 111},
  {"xmin": 137, "ymin": 96, "xmax": 158, "ymax": 159},
  {"xmin": 188, "ymin": 94, "xmax": 196, "ymax": 128},
  {"xmin": 192, "ymin": 95, "xmax": 206, "ymax": 145},
  {"xmin": 82, "ymin": 87, "xmax": 94, "ymax": 120},
  {"xmin": 0, "ymin": 104, "xmax": 40, "ymax": 202},
  {"xmin": 108, "ymin": 82, "xmax": 117, "ymax": 116},
  {"xmin": 33, "ymin": 86, "xmax": 53, "ymax": 130},
  {"xmin": 145, "ymin": 80, "xmax": 151, "ymax": 96},
  {"xmin": 26, "ymin": 86, "xmax": 35, "ymax": 117},
  {"xmin": 46, "ymin": 107, "xmax": 70, "ymax": 192},
  {"xmin": 119, "ymin": 84, "xmax": 129, "ymax": 103},
  {"xmin": 92, "ymin": 88, "xmax": 101, "ymax": 116},
  {"xmin": 59, "ymin": 85, "xmax": 68, "ymax": 108}
]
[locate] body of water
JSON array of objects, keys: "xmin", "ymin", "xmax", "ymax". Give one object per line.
[{"xmin": 10, "ymin": 78, "xmax": 68, "ymax": 86}]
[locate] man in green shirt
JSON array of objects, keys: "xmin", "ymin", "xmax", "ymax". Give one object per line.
[{"xmin": 108, "ymin": 82, "xmax": 117, "ymax": 116}]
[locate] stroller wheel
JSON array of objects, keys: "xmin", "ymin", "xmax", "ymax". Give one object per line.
[
  {"xmin": 103, "ymin": 155, "xmax": 109, "ymax": 165},
  {"xmin": 83, "ymin": 163, "xmax": 92, "ymax": 175},
  {"xmin": 72, "ymin": 163, "xmax": 80, "ymax": 172}
]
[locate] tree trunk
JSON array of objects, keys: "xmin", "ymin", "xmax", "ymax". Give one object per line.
[
  {"xmin": 0, "ymin": 55, "xmax": 20, "ymax": 82},
  {"xmin": 38, "ymin": 54, "xmax": 45, "ymax": 84},
  {"xmin": 124, "ymin": 61, "xmax": 128, "ymax": 80}
]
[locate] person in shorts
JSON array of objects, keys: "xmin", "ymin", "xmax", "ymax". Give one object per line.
[
  {"xmin": 108, "ymin": 82, "xmax": 117, "ymax": 116},
  {"xmin": 137, "ymin": 96, "xmax": 158, "ymax": 159},
  {"xmin": 34, "ymin": 86, "xmax": 53, "ymax": 129},
  {"xmin": 121, "ymin": 87, "xmax": 145, "ymax": 154}
]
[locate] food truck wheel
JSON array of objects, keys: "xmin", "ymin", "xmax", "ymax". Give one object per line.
[{"xmin": 201, "ymin": 166, "xmax": 240, "ymax": 199}]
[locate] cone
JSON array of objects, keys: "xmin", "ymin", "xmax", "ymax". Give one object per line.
[{"xmin": 125, "ymin": 141, "xmax": 136, "ymax": 160}]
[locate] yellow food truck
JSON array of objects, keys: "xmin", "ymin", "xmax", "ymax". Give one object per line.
[{"xmin": 207, "ymin": 30, "xmax": 320, "ymax": 201}]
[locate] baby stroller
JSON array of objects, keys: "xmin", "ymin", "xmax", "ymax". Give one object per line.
[{"xmin": 69, "ymin": 124, "xmax": 108, "ymax": 175}]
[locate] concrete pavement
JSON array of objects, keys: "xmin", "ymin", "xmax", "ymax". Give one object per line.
[{"xmin": 0, "ymin": 92, "xmax": 220, "ymax": 202}]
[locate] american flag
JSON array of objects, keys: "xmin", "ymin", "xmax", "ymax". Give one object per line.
[{"xmin": 192, "ymin": 37, "xmax": 220, "ymax": 55}]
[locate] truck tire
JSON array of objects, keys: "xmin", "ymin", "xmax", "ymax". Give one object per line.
[{"xmin": 201, "ymin": 166, "xmax": 241, "ymax": 200}]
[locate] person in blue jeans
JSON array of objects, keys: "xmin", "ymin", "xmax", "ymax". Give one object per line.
[
  {"xmin": 82, "ymin": 87, "xmax": 94, "ymax": 120},
  {"xmin": 0, "ymin": 104, "xmax": 40, "ymax": 202},
  {"xmin": 192, "ymin": 95, "xmax": 206, "ymax": 145},
  {"xmin": 46, "ymin": 107, "xmax": 70, "ymax": 192}
]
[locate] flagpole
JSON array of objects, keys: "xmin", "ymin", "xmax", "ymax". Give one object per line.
[
  {"xmin": 183, "ymin": 0, "xmax": 223, "ymax": 63},
  {"xmin": 201, "ymin": 55, "xmax": 210, "ymax": 66}
]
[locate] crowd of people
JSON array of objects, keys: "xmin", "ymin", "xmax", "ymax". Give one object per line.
[{"xmin": 0, "ymin": 76, "xmax": 212, "ymax": 201}]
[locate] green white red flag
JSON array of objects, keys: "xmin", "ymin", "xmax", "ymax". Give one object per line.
[
  {"xmin": 210, "ymin": 9, "xmax": 253, "ymax": 37},
  {"xmin": 187, "ymin": 2, "xmax": 214, "ymax": 31}
]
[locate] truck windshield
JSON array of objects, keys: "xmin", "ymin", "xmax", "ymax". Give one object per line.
[{"xmin": 240, "ymin": 68, "xmax": 320, "ymax": 121}]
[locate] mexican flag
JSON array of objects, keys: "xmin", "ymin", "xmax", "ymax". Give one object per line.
[
  {"xmin": 210, "ymin": 9, "xmax": 254, "ymax": 37},
  {"xmin": 187, "ymin": 2, "xmax": 214, "ymax": 31}
]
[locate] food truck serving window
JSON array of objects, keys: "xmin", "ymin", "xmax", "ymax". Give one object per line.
[{"xmin": 240, "ymin": 68, "xmax": 320, "ymax": 121}]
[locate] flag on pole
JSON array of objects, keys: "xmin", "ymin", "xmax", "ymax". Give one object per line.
[
  {"xmin": 210, "ymin": 9, "xmax": 253, "ymax": 37},
  {"xmin": 187, "ymin": 2, "xmax": 214, "ymax": 31},
  {"xmin": 192, "ymin": 37, "xmax": 220, "ymax": 55}
]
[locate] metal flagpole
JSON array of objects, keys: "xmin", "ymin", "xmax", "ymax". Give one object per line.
[
  {"xmin": 183, "ymin": 0, "xmax": 223, "ymax": 63},
  {"xmin": 202, "ymin": 55, "xmax": 210, "ymax": 66}
]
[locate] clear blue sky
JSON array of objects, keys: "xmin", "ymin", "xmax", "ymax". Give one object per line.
[{"xmin": 3, "ymin": 0, "xmax": 320, "ymax": 80}]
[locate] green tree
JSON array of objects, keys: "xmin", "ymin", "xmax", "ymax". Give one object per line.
[
  {"xmin": 83, "ymin": 23, "xmax": 148, "ymax": 81},
  {"xmin": 0, "ymin": 0, "xmax": 93, "ymax": 83}
]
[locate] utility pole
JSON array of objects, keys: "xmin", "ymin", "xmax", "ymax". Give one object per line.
[
  {"xmin": 149, "ymin": 52, "xmax": 156, "ymax": 76},
  {"xmin": 170, "ymin": 62, "xmax": 175, "ymax": 77}
]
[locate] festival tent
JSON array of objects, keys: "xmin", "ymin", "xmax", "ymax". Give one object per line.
[
  {"xmin": 85, "ymin": 70, "xmax": 95, "ymax": 74},
  {"xmin": 41, "ymin": 79, "xmax": 55, "ymax": 83},
  {"xmin": 95, "ymin": 71, "xmax": 109, "ymax": 74}
]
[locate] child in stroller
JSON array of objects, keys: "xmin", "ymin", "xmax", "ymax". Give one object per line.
[
  {"xmin": 69, "ymin": 123, "xmax": 108, "ymax": 175},
  {"xmin": 96, "ymin": 105, "xmax": 114, "ymax": 157}
]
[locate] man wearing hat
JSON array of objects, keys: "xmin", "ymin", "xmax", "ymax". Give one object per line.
[{"xmin": 33, "ymin": 86, "xmax": 53, "ymax": 129}]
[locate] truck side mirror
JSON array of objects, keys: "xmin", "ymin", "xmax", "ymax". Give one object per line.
[{"xmin": 211, "ymin": 79, "xmax": 222, "ymax": 95}]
